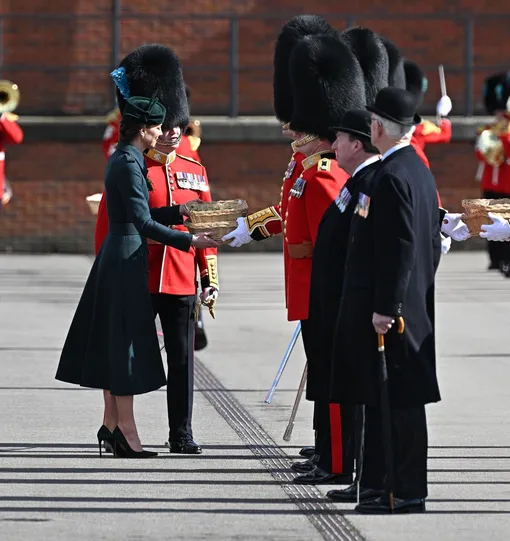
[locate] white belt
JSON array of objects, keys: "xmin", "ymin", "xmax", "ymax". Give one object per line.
[{"xmin": 0, "ymin": 152, "xmax": 5, "ymax": 161}]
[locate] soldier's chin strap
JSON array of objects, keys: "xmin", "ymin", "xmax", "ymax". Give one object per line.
[{"xmin": 291, "ymin": 133, "xmax": 318, "ymax": 152}]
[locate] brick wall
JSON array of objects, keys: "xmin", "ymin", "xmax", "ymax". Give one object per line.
[
  {"xmin": 0, "ymin": 137, "xmax": 483, "ymax": 253},
  {"xmin": 2, "ymin": 1, "xmax": 510, "ymax": 115}
]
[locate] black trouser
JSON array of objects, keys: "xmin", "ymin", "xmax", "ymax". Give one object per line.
[
  {"xmin": 483, "ymin": 190, "xmax": 510, "ymax": 267},
  {"xmin": 152, "ymin": 294, "xmax": 196, "ymax": 441},
  {"xmin": 315, "ymin": 400, "xmax": 356, "ymax": 475},
  {"xmin": 360, "ymin": 405, "xmax": 428, "ymax": 500},
  {"xmin": 302, "ymin": 319, "xmax": 355, "ymax": 474}
]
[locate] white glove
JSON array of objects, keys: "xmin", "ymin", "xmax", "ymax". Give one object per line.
[
  {"xmin": 221, "ymin": 217, "xmax": 252, "ymax": 247},
  {"xmin": 436, "ymin": 95, "xmax": 452, "ymax": 117},
  {"xmin": 441, "ymin": 213, "xmax": 470, "ymax": 241},
  {"xmin": 200, "ymin": 286, "xmax": 219, "ymax": 305},
  {"xmin": 480, "ymin": 212, "xmax": 510, "ymax": 241},
  {"xmin": 441, "ymin": 235, "xmax": 451, "ymax": 254}
]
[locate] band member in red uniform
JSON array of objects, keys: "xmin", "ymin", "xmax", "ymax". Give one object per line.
[
  {"xmin": 475, "ymin": 71, "xmax": 510, "ymax": 273},
  {"xmin": 226, "ymin": 30, "xmax": 367, "ymax": 486},
  {"xmin": 0, "ymin": 84, "xmax": 24, "ymax": 207},
  {"xmin": 404, "ymin": 60, "xmax": 452, "ymax": 168},
  {"xmin": 98, "ymin": 44, "xmax": 219, "ymax": 454}
]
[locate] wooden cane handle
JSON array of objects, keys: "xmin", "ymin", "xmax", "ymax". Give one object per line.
[
  {"xmin": 378, "ymin": 334, "xmax": 384, "ymax": 348},
  {"xmin": 397, "ymin": 317, "xmax": 405, "ymax": 334}
]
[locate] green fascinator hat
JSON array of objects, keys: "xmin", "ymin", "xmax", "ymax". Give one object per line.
[{"xmin": 122, "ymin": 95, "xmax": 166, "ymax": 125}]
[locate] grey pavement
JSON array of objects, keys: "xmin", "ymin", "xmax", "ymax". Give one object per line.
[{"xmin": 1, "ymin": 251, "xmax": 510, "ymax": 540}]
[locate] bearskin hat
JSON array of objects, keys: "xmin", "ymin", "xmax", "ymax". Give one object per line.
[
  {"xmin": 116, "ymin": 44, "xmax": 189, "ymax": 131},
  {"xmin": 483, "ymin": 72, "xmax": 510, "ymax": 114},
  {"xmin": 379, "ymin": 36, "xmax": 406, "ymax": 89},
  {"xmin": 273, "ymin": 15, "xmax": 338, "ymax": 123},
  {"xmin": 404, "ymin": 60, "xmax": 428, "ymax": 108},
  {"xmin": 339, "ymin": 27, "xmax": 389, "ymax": 106},
  {"xmin": 289, "ymin": 34, "xmax": 366, "ymax": 141}
]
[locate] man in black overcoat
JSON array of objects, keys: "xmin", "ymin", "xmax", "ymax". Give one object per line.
[
  {"xmin": 330, "ymin": 87, "xmax": 442, "ymax": 514},
  {"xmin": 294, "ymin": 110, "xmax": 381, "ymax": 486}
]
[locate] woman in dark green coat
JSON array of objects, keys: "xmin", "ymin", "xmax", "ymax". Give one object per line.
[{"xmin": 56, "ymin": 96, "xmax": 218, "ymax": 458}]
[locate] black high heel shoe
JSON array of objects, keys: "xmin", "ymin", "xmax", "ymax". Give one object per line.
[
  {"xmin": 112, "ymin": 427, "xmax": 158, "ymax": 458},
  {"xmin": 97, "ymin": 425, "xmax": 116, "ymax": 457}
]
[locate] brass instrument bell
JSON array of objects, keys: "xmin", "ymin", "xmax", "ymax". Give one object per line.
[{"xmin": 0, "ymin": 81, "xmax": 20, "ymax": 115}]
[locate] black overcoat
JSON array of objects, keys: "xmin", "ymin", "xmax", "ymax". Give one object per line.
[
  {"xmin": 329, "ymin": 145, "xmax": 442, "ymax": 408},
  {"xmin": 55, "ymin": 142, "xmax": 193, "ymax": 396},
  {"xmin": 305, "ymin": 160, "xmax": 380, "ymax": 401}
]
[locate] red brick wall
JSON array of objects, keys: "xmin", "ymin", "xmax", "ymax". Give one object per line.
[
  {"xmin": 2, "ymin": 1, "xmax": 510, "ymax": 115},
  {"xmin": 0, "ymin": 138, "xmax": 482, "ymax": 252}
]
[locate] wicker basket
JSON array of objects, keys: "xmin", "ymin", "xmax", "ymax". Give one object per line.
[
  {"xmin": 86, "ymin": 193, "xmax": 102, "ymax": 216},
  {"xmin": 461, "ymin": 198, "xmax": 510, "ymax": 235},
  {"xmin": 187, "ymin": 199, "xmax": 249, "ymax": 242}
]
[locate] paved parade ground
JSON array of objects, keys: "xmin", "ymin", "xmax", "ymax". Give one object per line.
[{"xmin": 1, "ymin": 251, "xmax": 510, "ymax": 541}]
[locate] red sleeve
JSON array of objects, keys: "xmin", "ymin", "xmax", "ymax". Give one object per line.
[
  {"xmin": 0, "ymin": 116, "xmax": 23, "ymax": 145},
  {"xmin": 422, "ymin": 119, "xmax": 451, "ymax": 144},
  {"xmin": 414, "ymin": 119, "xmax": 452, "ymax": 146},
  {"xmin": 305, "ymin": 170, "xmax": 346, "ymax": 244},
  {"xmin": 195, "ymin": 166, "xmax": 218, "ymax": 288},
  {"xmin": 264, "ymin": 205, "xmax": 283, "ymax": 236},
  {"xmin": 94, "ymin": 193, "xmax": 109, "ymax": 255}
]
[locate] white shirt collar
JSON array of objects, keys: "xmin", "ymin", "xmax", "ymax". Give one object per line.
[
  {"xmin": 381, "ymin": 141, "xmax": 410, "ymax": 161},
  {"xmin": 352, "ymin": 155, "xmax": 381, "ymax": 178}
]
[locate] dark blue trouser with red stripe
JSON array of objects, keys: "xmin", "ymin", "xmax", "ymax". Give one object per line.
[{"xmin": 314, "ymin": 400, "xmax": 357, "ymax": 475}]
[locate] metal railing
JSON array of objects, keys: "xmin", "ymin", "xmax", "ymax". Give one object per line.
[{"xmin": 0, "ymin": 8, "xmax": 509, "ymax": 117}]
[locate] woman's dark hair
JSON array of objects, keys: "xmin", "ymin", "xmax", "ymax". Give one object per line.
[
  {"xmin": 348, "ymin": 133, "xmax": 379, "ymax": 154},
  {"xmin": 119, "ymin": 116, "xmax": 145, "ymax": 142}
]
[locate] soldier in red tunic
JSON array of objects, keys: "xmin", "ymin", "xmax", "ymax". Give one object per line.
[
  {"xmin": 0, "ymin": 91, "xmax": 24, "ymax": 207},
  {"xmin": 223, "ymin": 15, "xmax": 338, "ymax": 462},
  {"xmin": 475, "ymin": 71, "xmax": 510, "ymax": 273},
  {"xmin": 98, "ymin": 44, "xmax": 219, "ymax": 454}
]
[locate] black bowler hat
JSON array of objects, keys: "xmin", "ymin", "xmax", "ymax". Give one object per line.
[
  {"xmin": 366, "ymin": 87, "xmax": 422, "ymax": 126},
  {"xmin": 331, "ymin": 109, "xmax": 373, "ymax": 140}
]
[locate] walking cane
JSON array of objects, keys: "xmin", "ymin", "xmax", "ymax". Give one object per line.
[
  {"xmin": 265, "ymin": 322, "xmax": 301, "ymax": 404},
  {"xmin": 377, "ymin": 316, "xmax": 405, "ymax": 512},
  {"xmin": 283, "ymin": 362, "xmax": 307, "ymax": 442}
]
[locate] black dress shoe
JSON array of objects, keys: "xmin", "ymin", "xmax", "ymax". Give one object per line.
[
  {"xmin": 299, "ymin": 446, "xmax": 315, "ymax": 458},
  {"xmin": 327, "ymin": 483, "xmax": 383, "ymax": 503},
  {"xmin": 355, "ymin": 496, "xmax": 426, "ymax": 514},
  {"xmin": 293, "ymin": 467, "xmax": 353, "ymax": 485},
  {"xmin": 291, "ymin": 454, "xmax": 319, "ymax": 473},
  {"xmin": 168, "ymin": 435, "xmax": 203, "ymax": 455},
  {"xmin": 488, "ymin": 262, "xmax": 500, "ymax": 271}
]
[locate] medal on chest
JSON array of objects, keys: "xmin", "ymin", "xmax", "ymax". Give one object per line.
[
  {"xmin": 289, "ymin": 176, "xmax": 306, "ymax": 198},
  {"xmin": 354, "ymin": 192, "xmax": 371, "ymax": 218},
  {"xmin": 284, "ymin": 159, "xmax": 296, "ymax": 179},
  {"xmin": 175, "ymin": 171, "xmax": 209, "ymax": 192},
  {"xmin": 335, "ymin": 187, "xmax": 352, "ymax": 213}
]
